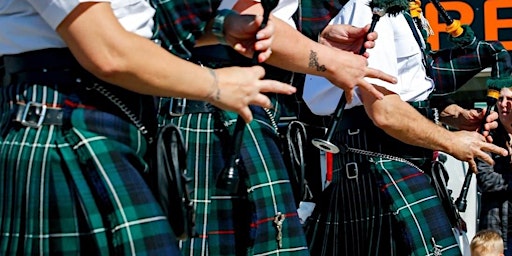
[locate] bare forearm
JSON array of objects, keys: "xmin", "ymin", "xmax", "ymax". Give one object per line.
[
  {"xmin": 264, "ymin": 16, "xmax": 349, "ymax": 77},
  {"xmin": 58, "ymin": 2, "xmax": 216, "ymax": 100},
  {"xmin": 236, "ymin": 5, "xmax": 356, "ymax": 78},
  {"xmin": 362, "ymin": 90, "xmax": 453, "ymax": 153}
]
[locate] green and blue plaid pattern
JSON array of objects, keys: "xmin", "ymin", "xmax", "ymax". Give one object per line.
[
  {"xmin": 158, "ymin": 97, "xmax": 310, "ymax": 256},
  {"xmin": 0, "ymin": 82, "xmax": 181, "ymax": 255},
  {"xmin": 429, "ymin": 25, "xmax": 512, "ymax": 95},
  {"xmin": 376, "ymin": 158, "xmax": 461, "ymax": 255},
  {"xmin": 297, "ymin": 0, "xmax": 346, "ymax": 40},
  {"xmin": 152, "ymin": 0, "xmax": 222, "ymax": 59}
]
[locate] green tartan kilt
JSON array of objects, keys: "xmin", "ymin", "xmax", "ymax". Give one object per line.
[
  {"xmin": 158, "ymin": 98, "xmax": 309, "ymax": 256},
  {"xmin": 0, "ymin": 83, "xmax": 181, "ymax": 255},
  {"xmin": 304, "ymin": 127, "xmax": 462, "ymax": 256}
]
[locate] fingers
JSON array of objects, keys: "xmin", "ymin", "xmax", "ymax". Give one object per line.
[
  {"xmin": 238, "ymin": 107, "xmax": 254, "ymax": 123},
  {"xmin": 255, "ymin": 48, "xmax": 272, "ymax": 63},
  {"xmin": 485, "ymin": 143, "xmax": 509, "ymax": 157},
  {"xmin": 256, "ymin": 17, "xmax": 274, "ymax": 40},
  {"xmin": 258, "ymin": 80, "xmax": 296, "ymax": 94},
  {"xmin": 366, "ymin": 31, "xmax": 378, "ymax": 41},
  {"xmin": 250, "ymin": 94, "xmax": 273, "ymax": 109},
  {"xmin": 483, "ymin": 121, "xmax": 498, "ymax": 131},
  {"xmin": 357, "ymin": 79, "xmax": 384, "ymax": 100},
  {"xmin": 365, "ymin": 67, "xmax": 398, "ymax": 84},
  {"xmin": 344, "ymin": 89, "xmax": 354, "ymax": 103},
  {"xmin": 363, "ymin": 40, "xmax": 375, "ymax": 50},
  {"xmin": 250, "ymin": 65, "xmax": 266, "ymax": 79},
  {"xmin": 485, "ymin": 111, "xmax": 499, "ymax": 123},
  {"xmin": 467, "ymin": 159, "xmax": 478, "ymax": 174}
]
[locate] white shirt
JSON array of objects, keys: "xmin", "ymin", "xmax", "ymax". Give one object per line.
[
  {"xmin": 219, "ymin": 0, "xmax": 298, "ymax": 28},
  {"xmin": 302, "ymin": 0, "xmax": 435, "ymax": 115},
  {"xmin": 0, "ymin": 0, "xmax": 155, "ymax": 55}
]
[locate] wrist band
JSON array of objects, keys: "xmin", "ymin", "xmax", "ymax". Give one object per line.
[{"xmin": 212, "ymin": 9, "xmax": 237, "ymax": 45}]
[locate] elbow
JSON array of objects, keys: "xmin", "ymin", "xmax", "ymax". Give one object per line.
[
  {"xmin": 367, "ymin": 108, "xmax": 394, "ymax": 130},
  {"xmin": 76, "ymin": 52, "xmax": 125, "ymax": 82}
]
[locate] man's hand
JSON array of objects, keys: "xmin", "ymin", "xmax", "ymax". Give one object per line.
[
  {"xmin": 440, "ymin": 104, "xmax": 498, "ymax": 142},
  {"xmin": 208, "ymin": 66, "xmax": 296, "ymax": 122},
  {"xmin": 224, "ymin": 14, "xmax": 274, "ymax": 62},
  {"xmin": 319, "ymin": 24, "xmax": 377, "ymax": 58},
  {"xmin": 447, "ymin": 130, "xmax": 507, "ymax": 173}
]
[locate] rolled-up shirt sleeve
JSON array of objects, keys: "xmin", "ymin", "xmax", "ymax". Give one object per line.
[{"xmin": 27, "ymin": 0, "xmax": 109, "ymax": 30}]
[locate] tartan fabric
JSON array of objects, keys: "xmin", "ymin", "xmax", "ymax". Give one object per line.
[
  {"xmin": 304, "ymin": 125, "xmax": 462, "ymax": 256},
  {"xmin": 376, "ymin": 158, "xmax": 461, "ymax": 255},
  {"xmin": 158, "ymin": 97, "xmax": 310, "ymax": 255},
  {"xmin": 152, "ymin": 0, "xmax": 222, "ymax": 59},
  {"xmin": 297, "ymin": 0, "xmax": 346, "ymax": 40},
  {"xmin": 429, "ymin": 33, "xmax": 512, "ymax": 95},
  {"xmin": 0, "ymin": 82, "xmax": 181, "ymax": 255},
  {"xmin": 158, "ymin": 106, "xmax": 237, "ymax": 255}
]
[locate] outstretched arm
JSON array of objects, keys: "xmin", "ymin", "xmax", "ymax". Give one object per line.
[
  {"xmin": 360, "ymin": 87, "xmax": 507, "ymax": 172},
  {"xmin": 230, "ymin": 0, "xmax": 398, "ymax": 103},
  {"xmin": 56, "ymin": 2, "xmax": 295, "ymax": 122}
]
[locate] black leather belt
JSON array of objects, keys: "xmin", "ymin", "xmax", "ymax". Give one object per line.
[
  {"xmin": 3, "ymin": 48, "xmax": 79, "ymax": 74},
  {"xmin": 13, "ymin": 102, "xmax": 63, "ymax": 127},
  {"xmin": 165, "ymin": 98, "xmax": 217, "ymax": 116},
  {"xmin": 4, "ymin": 48, "xmax": 157, "ymax": 136}
]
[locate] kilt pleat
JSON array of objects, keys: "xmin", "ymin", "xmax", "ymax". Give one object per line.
[
  {"xmin": 305, "ymin": 156, "xmax": 395, "ymax": 255},
  {"xmin": 0, "ymin": 84, "xmax": 181, "ymax": 255},
  {"xmin": 159, "ymin": 97, "xmax": 309, "ymax": 256}
]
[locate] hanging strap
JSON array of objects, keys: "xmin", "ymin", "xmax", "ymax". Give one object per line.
[{"xmin": 403, "ymin": 12, "xmax": 433, "ymax": 78}]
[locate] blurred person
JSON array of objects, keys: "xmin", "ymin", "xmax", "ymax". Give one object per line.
[
  {"xmin": 477, "ymin": 87, "xmax": 512, "ymax": 256},
  {"xmin": 471, "ymin": 229, "xmax": 505, "ymax": 256}
]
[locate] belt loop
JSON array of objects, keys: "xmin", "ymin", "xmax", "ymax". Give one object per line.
[{"xmin": 345, "ymin": 162, "xmax": 358, "ymax": 179}]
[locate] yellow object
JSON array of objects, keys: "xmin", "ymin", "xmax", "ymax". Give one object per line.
[
  {"xmin": 488, "ymin": 88, "xmax": 501, "ymax": 100},
  {"xmin": 446, "ymin": 19, "xmax": 464, "ymax": 37},
  {"xmin": 409, "ymin": 0, "xmax": 422, "ymax": 19}
]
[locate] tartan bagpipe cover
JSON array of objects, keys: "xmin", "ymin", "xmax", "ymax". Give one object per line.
[
  {"xmin": 374, "ymin": 157, "xmax": 462, "ymax": 255},
  {"xmin": 428, "ymin": 25, "xmax": 512, "ymax": 96}
]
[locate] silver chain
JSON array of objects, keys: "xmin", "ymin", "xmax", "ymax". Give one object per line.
[
  {"xmin": 87, "ymin": 83, "xmax": 149, "ymax": 137},
  {"xmin": 263, "ymin": 107, "xmax": 279, "ymax": 134},
  {"xmin": 345, "ymin": 145, "xmax": 424, "ymax": 173}
]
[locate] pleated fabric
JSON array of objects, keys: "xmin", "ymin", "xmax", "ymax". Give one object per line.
[
  {"xmin": 158, "ymin": 98, "xmax": 309, "ymax": 256},
  {"xmin": 0, "ymin": 81, "xmax": 181, "ymax": 255},
  {"xmin": 305, "ymin": 127, "xmax": 462, "ymax": 256}
]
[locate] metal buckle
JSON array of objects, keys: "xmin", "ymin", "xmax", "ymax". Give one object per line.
[
  {"xmin": 345, "ymin": 162, "xmax": 358, "ymax": 179},
  {"xmin": 21, "ymin": 101, "xmax": 47, "ymax": 128},
  {"xmin": 348, "ymin": 129, "xmax": 360, "ymax": 135},
  {"xmin": 169, "ymin": 98, "xmax": 187, "ymax": 117}
]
